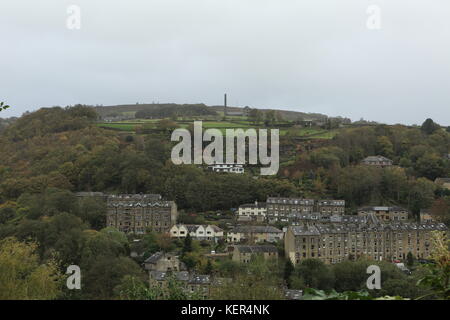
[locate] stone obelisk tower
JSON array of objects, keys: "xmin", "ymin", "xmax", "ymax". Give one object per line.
[{"xmin": 224, "ymin": 93, "xmax": 227, "ymax": 116}]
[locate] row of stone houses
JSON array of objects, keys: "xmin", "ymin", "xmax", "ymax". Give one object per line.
[
  {"xmin": 285, "ymin": 214, "xmax": 448, "ymax": 265},
  {"xmin": 169, "ymin": 224, "xmax": 286, "ymax": 244},
  {"xmin": 103, "ymin": 194, "xmax": 433, "ymax": 241},
  {"xmin": 290, "ymin": 213, "xmax": 367, "ymax": 226},
  {"xmin": 266, "ymin": 198, "xmax": 346, "ymax": 223},
  {"xmin": 169, "ymin": 224, "xmax": 224, "ymax": 242},
  {"xmin": 144, "ymin": 245, "xmax": 280, "ymax": 274},
  {"xmin": 290, "ymin": 211, "xmax": 436, "ymax": 227},
  {"xmin": 226, "ymin": 225, "xmax": 284, "ymax": 243},
  {"xmin": 149, "ymin": 271, "xmax": 214, "ymax": 298},
  {"xmin": 239, "ymin": 197, "xmax": 418, "ymax": 224},
  {"xmin": 238, "ymin": 197, "xmax": 346, "ymax": 223},
  {"xmin": 144, "ymin": 246, "xmax": 278, "ymax": 297}
]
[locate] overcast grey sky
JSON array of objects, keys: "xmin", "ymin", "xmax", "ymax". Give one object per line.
[{"xmin": 1, "ymin": 0, "xmax": 449, "ymax": 125}]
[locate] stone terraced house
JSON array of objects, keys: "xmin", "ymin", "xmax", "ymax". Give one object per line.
[
  {"xmin": 237, "ymin": 201, "xmax": 267, "ymax": 222},
  {"xmin": 230, "ymin": 245, "xmax": 278, "ymax": 263},
  {"xmin": 106, "ymin": 194, "xmax": 178, "ymax": 234},
  {"xmin": 266, "ymin": 197, "xmax": 345, "ymax": 223},
  {"xmin": 227, "ymin": 225, "xmax": 284, "ymax": 243},
  {"xmin": 285, "ymin": 214, "xmax": 447, "ymax": 265},
  {"xmin": 357, "ymin": 206, "xmax": 409, "ymax": 222}
]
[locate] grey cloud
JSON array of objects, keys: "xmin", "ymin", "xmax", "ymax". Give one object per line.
[{"xmin": 1, "ymin": 0, "xmax": 449, "ymax": 125}]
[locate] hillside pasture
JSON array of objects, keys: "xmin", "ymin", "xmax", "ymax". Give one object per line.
[{"xmin": 96, "ymin": 118, "xmax": 338, "ymax": 139}]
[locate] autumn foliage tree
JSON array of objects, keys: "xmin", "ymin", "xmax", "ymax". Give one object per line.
[
  {"xmin": 0, "ymin": 237, "xmax": 63, "ymax": 300},
  {"xmin": 430, "ymin": 198, "xmax": 450, "ymax": 225}
]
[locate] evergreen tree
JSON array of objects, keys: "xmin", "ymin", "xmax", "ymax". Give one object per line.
[
  {"xmin": 284, "ymin": 259, "xmax": 295, "ymax": 288},
  {"xmin": 406, "ymin": 252, "xmax": 415, "ymax": 268},
  {"xmin": 205, "ymin": 260, "xmax": 213, "ymax": 275},
  {"xmin": 182, "ymin": 233, "xmax": 192, "ymax": 256},
  {"xmin": 421, "ymin": 118, "xmax": 440, "ymax": 135}
]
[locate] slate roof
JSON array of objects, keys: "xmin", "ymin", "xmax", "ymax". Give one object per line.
[
  {"xmin": 358, "ymin": 206, "xmax": 408, "ymax": 212},
  {"xmin": 289, "ymin": 213, "xmax": 366, "ymax": 224},
  {"xmin": 317, "ymin": 200, "xmax": 345, "ymax": 206},
  {"xmin": 290, "ymin": 225, "xmax": 322, "ymax": 236},
  {"xmin": 267, "ymin": 197, "xmax": 315, "ymax": 205},
  {"xmin": 144, "ymin": 252, "xmax": 165, "ymax": 264},
  {"xmin": 176, "ymin": 271, "xmax": 190, "ymax": 281},
  {"xmin": 209, "ymin": 225, "xmax": 223, "ymax": 232},
  {"xmin": 288, "ymin": 213, "xmax": 322, "ymax": 220},
  {"xmin": 186, "ymin": 225, "xmax": 200, "ymax": 233},
  {"xmin": 149, "ymin": 271, "xmax": 167, "ymax": 281},
  {"xmin": 108, "ymin": 200, "xmax": 173, "ymax": 208},
  {"xmin": 149, "ymin": 271, "xmax": 195, "ymax": 282},
  {"xmin": 106, "ymin": 193, "xmax": 173, "ymax": 208},
  {"xmin": 331, "ymin": 215, "xmax": 367, "ymax": 224},
  {"xmin": 144, "ymin": 252, "xmax": 179, "ymax": 265},
  {"xmin": 108, "ymin": 194, "xmax": 162, "ymax": 200},
  {"xmin": 362, "ymin": 155, "xmax": 393, "ymax": 163},
  {"xmin": 189, "ymin": 275, "xmax": 211, "ymax": 285},
  {"xmin": 230, "ymin": 225, "xmax": 283, "ymax": 234},
  {"xmin": 290, "ymin": 220, "xmax": 447, "ymax": 236}
]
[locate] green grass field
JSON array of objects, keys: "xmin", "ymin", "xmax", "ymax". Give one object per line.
[
  {"xmin": 202, "ymin": 121, "xmax": 253, "ymax": 128},
  {"xmin": 97, "ymin": 118, "xmax": 338, "ymax": 139},
  {"xmin": 121, "ymin": 111, "xmax": 136, "ymax": 117},
  {"xmin": 311, "ymin": 130, "xmax": 337, "ymax": 139},
  {"xmin": 114, "ymin": 119, "xmax": 160, "ymax": 123}
]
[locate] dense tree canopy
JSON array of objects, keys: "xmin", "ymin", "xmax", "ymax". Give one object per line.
[{"xmin": 0, "ymin": 106, "xmax": 449, "ymax": 300}]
